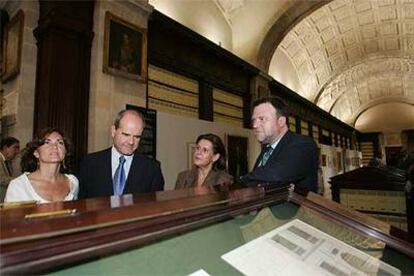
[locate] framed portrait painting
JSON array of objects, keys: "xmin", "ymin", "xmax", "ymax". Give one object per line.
[
  {"xmin": 2, "ymin": 10, "xmax": 24, "ymax": 82},
  {"xmin": 103, "ymin": 12, "xmax": 147, "ymax": 81}
]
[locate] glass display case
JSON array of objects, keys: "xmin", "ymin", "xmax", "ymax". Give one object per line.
[
  {"xmin": 330, "ymin": 166, "xmax": 412, "ymax": 234},
  {"xmin": 1, "ymin": 185, "xmax": 413, "ymax": 275}
]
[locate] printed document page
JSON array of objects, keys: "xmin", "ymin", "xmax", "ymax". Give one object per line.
[{"xmin": 222, "ymin": 219, "xmax": 400, "ymax": 276}]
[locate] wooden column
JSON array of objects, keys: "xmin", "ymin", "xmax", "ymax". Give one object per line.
[{"xmin": 33, "ymin": 0, "xmax": 94, "ymax": 167}]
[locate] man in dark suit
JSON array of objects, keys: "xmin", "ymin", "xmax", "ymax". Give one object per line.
[
  {"xmin": 240, "ymin": 96, "xmax": 318, "ymax": 192},
  {"xmin": 78, "ymin": 109, "xmax": 164, "ymax": 199},
  {"xmin": 0, "ymin": 137, "xmax": 20, "ymax": 202}
]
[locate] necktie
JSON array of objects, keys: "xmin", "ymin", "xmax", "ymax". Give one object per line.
[
  {"xmin": 260, "ymin": 146, "xmax": 273, "ymax": 167},
  {"xmin": 113, "ymin": 156, "xmax": 126, "ymax": 196}
]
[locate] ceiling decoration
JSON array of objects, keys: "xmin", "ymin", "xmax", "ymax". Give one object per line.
[
  {"xmin": 213, "ymin": 0, "xmax": 246, "ymax": 26},
  {"xmin": 320, "ymin": 56, "xmax": 414, "ymax": 124},
  {"xmin": 277, "ymin": 0, "xmax": 414, "ymax": 125}
]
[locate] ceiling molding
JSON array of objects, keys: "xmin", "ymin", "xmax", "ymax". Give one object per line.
[
  {"xmin": 213, "ymin": 0, "xmax": 245, "ymax": 28},
  {"xmin": 257, "ymin": 0, "xmax": 330, "ymax": 71}
]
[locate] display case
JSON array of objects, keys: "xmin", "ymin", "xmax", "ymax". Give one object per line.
[
  {"xmin": 330, "ymin": 166, "xmax": 413, "ymax": 234},
  {"xmin": 1, "ymin": 184, "xmax": 413, "ymax": 275}
]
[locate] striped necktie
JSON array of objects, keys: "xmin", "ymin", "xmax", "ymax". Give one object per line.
[{"xmin": 260, "ymin": 146, "xmax": 273, "ymax": 167}]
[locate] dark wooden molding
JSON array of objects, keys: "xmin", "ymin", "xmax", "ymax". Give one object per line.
[
  {"xmin": 148, "ymin": 10, "xmax": 259, "ymax": 96},
  {"xmin": 295, "ymin": 117, "xmax": 301, "ymax": 134},
  {"xmin": 242, "ymin": 93, "xmax": 252, "ymax": 128}
]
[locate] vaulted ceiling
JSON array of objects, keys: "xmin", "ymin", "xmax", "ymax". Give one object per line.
[
  {"xmin": 150, "ymin": 0, "xmax": 414, "ymax": 132},
  {"xmin": 275, "ymin": 0, "xmax": 414, "ymax": 125}
]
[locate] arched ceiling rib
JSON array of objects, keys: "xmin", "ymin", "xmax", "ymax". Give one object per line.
[
  {"xmin": 318, "ymin": 56, "xmax": 414, "ymax": 116},
  {"xmin": 257, "ymin": 0, "xmax": 330, "ymax": 71},
  {"xmin": 274, "ymin": 0, "xmax": 414, "ymax": 125},
  {"xmin": 213, "ymin": 0, "xmax": 245, "ymax": 27},
  {"xmin": 355, "ymin": 102, "xmax": 414, "ymax": 133},
  {"xmin": 352, "ymin": 96, "xmax": 414, "ymax": 126}
]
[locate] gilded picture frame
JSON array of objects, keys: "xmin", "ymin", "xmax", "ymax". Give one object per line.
[
  {"xmin": 2, "ymin": 10, "xmax": 24, "ymax": 82},
  {"xmin": 103, "ymin": 11, "xmax": 147, "ymax": 82}
]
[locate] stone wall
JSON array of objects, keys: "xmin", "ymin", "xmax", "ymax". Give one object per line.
[
  {"xmin": 88, "ymin": 0, "xmax": 152, "ymax": 152},
  {"xmin": 1, "ymin": 0, "xmax": 38, "ymax": 146}
]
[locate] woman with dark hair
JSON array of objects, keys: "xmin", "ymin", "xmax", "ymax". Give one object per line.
[
  {"xmin": 175, "ymin": 133, "xmax": 233, "ymax": 189},
  {"xmin": 5, "ymin": 128, "xmax": 79, "ymax": 203}
]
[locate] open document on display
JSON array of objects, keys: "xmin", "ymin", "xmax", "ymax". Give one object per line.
[{"xmin": 222, "ymin": 219, "xmax": 400, "ymax": 276}]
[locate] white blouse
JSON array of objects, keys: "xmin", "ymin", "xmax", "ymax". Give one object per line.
[{"xmin": 4, "ymin": 173, "xmax": 79, "ymax": 203}]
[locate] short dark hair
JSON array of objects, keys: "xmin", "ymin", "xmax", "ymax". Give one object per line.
[
  {"xmin": 21, "ymin": 128, "xmax": 74, "ymax": 173},
  {"xmin": 0, "ymin": 137, "xmax": 19, "ymax": 150},
  {"xmin": 114, "ymin": 109, "xmax": 146, "ymax": 129},
  {"xmin": 252, "ymin": 96, "xmax": 289, "ymax": 118},
  {"xmin": 196, "ymin": 133, "xmax": 227, "ymax": 171}
]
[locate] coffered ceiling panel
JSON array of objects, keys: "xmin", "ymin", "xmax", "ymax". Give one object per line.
[
  {"xmin": 277, "ymin": 0, "xmax": 414, "ymax": 125},
  {"xmin": 319, "ymin": 56, "xmax": 414, "ymax": 123}
]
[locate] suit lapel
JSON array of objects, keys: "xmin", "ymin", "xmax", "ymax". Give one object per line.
[
  {"xmin": 253, "ymin": 146, "xmax": 267, "ymax": 169},
  {"xmin": 266, "ymin": 132, "xmax": 291, "ymax": 164},
  {"xmin": 124, "ymin": 154, "xmax": 142, "ymax": 193},
  {"xmin": 187, "ymin": 167, "xmax": 198, "ymax": 187},
  {"xmin": 0, "ymin": 156, "xmax": 11, "ymax": 177},
  {"xmin": 103, "ymin": 149, "xmax": 114, "ymax": 195}
]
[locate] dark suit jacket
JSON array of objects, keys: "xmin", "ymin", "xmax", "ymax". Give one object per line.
[
  {"xmin": 0, "ymin": 156, "xmax": 13, "ymax": 202},
  {"xmin": 240, "ymin": 131, "xmax": 318, "ymax": 192},
  {"xmin": 78, "ymin": 148, "xmax": 164, "ymax": 199}
]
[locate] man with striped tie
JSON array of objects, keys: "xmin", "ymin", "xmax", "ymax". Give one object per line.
[{"xmin": 240, "ymin": 96, "xmax": 318, "ymax": 193}]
